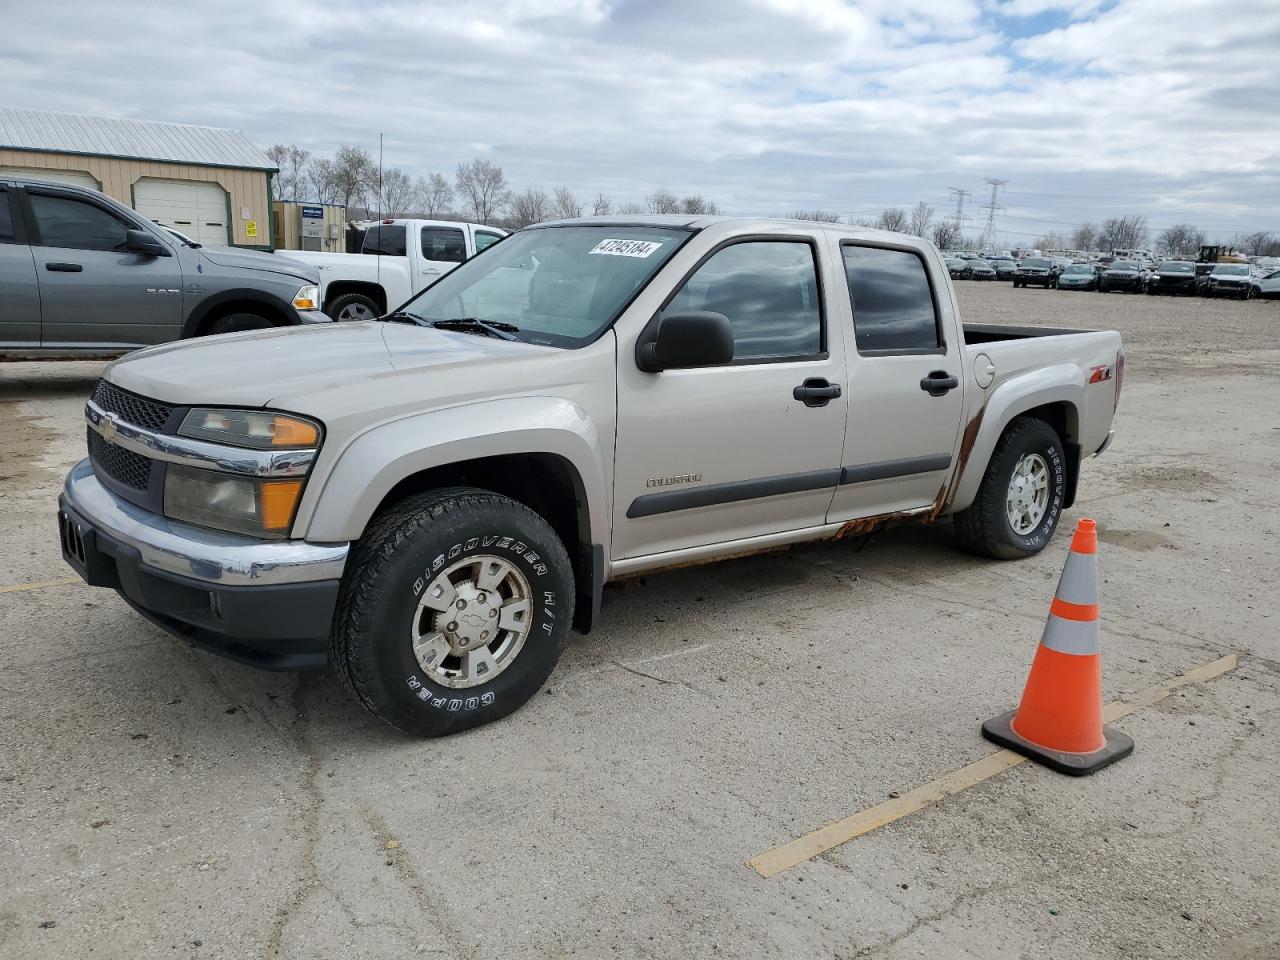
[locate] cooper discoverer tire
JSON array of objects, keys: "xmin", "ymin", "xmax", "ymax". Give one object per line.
[
  {"xmin": 333, "ymin": 487, "xmax": 574, "ymax": 736},
  {"xmin": 953, "ymin": 417, "xmax": 1066, "ymax": 560}
]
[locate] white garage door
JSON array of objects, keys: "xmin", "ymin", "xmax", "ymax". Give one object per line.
[
  {"xmin": 133, "ymin": 178, "xmax": 229, "ymax": 246},
  {"xmin": 0, "ymin": 166, "xmax": 100, "ymax": 189}
]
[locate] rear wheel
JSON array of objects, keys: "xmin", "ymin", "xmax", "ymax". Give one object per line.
[
  {"xmin": 954, "ymin": 417, "xmax": 1066, "ymax": 560},
  {"xmin": 328, "ymin": 292, "xmax": 381, "ymax": 322},
  {"xmin": 333, "ymin": 488, "xmax": 574, "ymax": 737}
]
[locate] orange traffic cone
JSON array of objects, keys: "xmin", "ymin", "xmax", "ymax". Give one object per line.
[{"xmin": 982, "ymin": 519, "xmax": 1134, "ymax": 775}]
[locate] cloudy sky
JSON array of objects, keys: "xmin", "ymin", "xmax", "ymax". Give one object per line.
[{"xmin": 4, "ymin": 0, "xmax": 1278, "ymax": 243}]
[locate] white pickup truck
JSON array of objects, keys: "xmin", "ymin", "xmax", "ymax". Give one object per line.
[
  {"xmin": 59, "ymin": 215, "xmax": 1123, "ymax": 737},
  {"xmin": 283, "ymin": 218, "xmax": 508, "ymax": 320}
]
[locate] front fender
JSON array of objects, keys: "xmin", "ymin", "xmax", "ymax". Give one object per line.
[
  {"xmin": 296, "ymin": 397, "xmax": 609, "ymax": 545},
  {"xmin": 948, "ymin": 363, "xmax": 1084, "ymax": 512}
]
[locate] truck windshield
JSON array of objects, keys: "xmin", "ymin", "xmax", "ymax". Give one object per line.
[{"xmin": 394, "ymin": 225, "xmax": 691, "ymax": 347}]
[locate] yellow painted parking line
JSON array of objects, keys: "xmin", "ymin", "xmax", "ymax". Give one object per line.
[
  {"xmin": 747, "ymin": 653, "xmax": 1239, "ymax": 878},
  {"xmin": 0, "ymin": 576, "xmax": 83, "ymax": 595}
]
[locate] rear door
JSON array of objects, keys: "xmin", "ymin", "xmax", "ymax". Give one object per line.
[
  {"xmin": 826, "ymin": 242, "xmax": 965, "ymax": 520},
  {"xmin": 0, "ymin": 184, "xmax": 41, "ymax": 347},
  {"xmin": 418, "ymin": 224, "xmax": 467, "ymax": 290},
  {"xmin": 23, "ymin": 186, "xmax": 184, "ymax": 348},
  {"xmin": 613, "ymin": 236, "xmax": 848, "ymax": 560}
]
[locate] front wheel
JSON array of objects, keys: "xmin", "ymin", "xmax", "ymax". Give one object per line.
[
  {"xmin": 203, "ymin": 311, "xmax": 274, "ymax": 335},
  {"xmin": 333, "ymin": 488, "xmax": 575, "ymax": 736},
  {"xmin": 328, "ymin": 292, "xmax": 381, "ymax": 322},
  {"xmin": 953, "ymin": 417, "xmax": 1066, "ymax": 560}
]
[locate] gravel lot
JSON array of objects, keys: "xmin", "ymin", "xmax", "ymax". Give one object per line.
[{"xmin": 2, "ymin": 285, "xmax": 1277, "ymax": 959}]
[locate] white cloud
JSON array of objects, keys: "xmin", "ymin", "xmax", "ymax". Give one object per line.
[{"xmin": 0, "ymin": 0, "xmax": 1275, "ymax": 240}]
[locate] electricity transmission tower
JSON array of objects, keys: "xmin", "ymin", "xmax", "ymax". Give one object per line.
[
  {"xmin": 979, "ymin": 178, "xmax": 1006, "ymax": 252},
  {"xmin": 947, "ymin": 187, "xmax": 971, "ymax": 244}
]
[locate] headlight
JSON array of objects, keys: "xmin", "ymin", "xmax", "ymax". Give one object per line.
[
  {"xmin": 164, "ymin": 465, "xmax": 304, "ymax": 539},
  {"xmin": 178, "ymin": 409, "xmax": 320, "ymax": 449},
  {"xmin": 292, "ymin": 284, "xmax": 321, "ymax": 311}
]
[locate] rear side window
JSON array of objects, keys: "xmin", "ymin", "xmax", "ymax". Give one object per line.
[
  {"xmin": 662, "ymin": 240, "xmax": 822, "ymax": 361},
  {"xmin": 843, "ymin": 245, "xmax": 942, "ymax": 354},
  {"xmin": 0, "ymin": 187, "xmax": 13, "ymax": 241},
  {"xmin": 420, "ymin": 226, "xmax": 466, "ymax": 263},
  {"xmin": 362, "ymin": 224, "xmax": 406, "ymax": 257},
  {"xmin": 28, "ymin": 192, "xmax": 131, "ymax": 251},
  {"xmin": 474, "ymin": 231, "xmax": 503, "ymax": 252}
]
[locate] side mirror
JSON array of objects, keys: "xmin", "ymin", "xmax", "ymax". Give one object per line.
[
  {"xmin": 125, "ymin": 228, "xmax": 171, "ymax": 258},
  {"xmin": 636, "ymin": 311, "xmax": 734, "ymax": 372}
]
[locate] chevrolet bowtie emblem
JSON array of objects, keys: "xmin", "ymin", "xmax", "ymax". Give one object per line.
[{"xmin": 99, "ymin": 412, "xmax": 120, "ymax": 443}]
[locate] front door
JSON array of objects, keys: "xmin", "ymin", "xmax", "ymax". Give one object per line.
[
  {"xmin": 24, "ymin": 186, "xmax": 184, "ymax": 348},
  {"xmin": 613, "ymin": 237, "xmax": 848, "ymax": 560},
  {"xmin": 827, "ymin": 243, "xmax": 965, "ymax": 521},
  {"xmin": 418, "ymin": 224, "xmax": 467, "ymax": 290},
  {"xmin": 0, "ymin": 184, "xmax": 41, "ymax": 347}
]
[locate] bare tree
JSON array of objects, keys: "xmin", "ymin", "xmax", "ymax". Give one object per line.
[
  {"xmin": 1035, "ymin": 231, "xmax": 1069, "ymax": 251},
  {"xmin": 591, "ymin": 192, "xmax": 612, "ymax": 216},
  {"xmin": 1240, "ymin": 231, "xmax": 1275, "ymax": 256},
  {"xmin": 616, "ymin": 201, "xmax": 645, "ymax": 215},
  {"xmin": 1097, "ymin": 215, "xmax": 1148, "ymax": 252},
  {"xmin": 876, "ymin": 208, "xmax": 909, "ymax": 233},
  {"xmin": 908, "ymin": 201, "xmax": 934, "ymax": 238},
  {"xmin": 266, "ymin": 144, "xmax": 310, "ymax": 202},
  {"xmin": 645, "ymin": 189, "xmax": 680, "ymax": 214},
  {"xmin": 1071, "ymin": 222, "xmax": 1099, "ymax": 252},
  {"xmin": 509, "ymin": 187, "xmax": 549, "ymax": 228},
  {"xmin": 455, "ymin": 158, "xmax": 511, "ymax": 224},
  {"xmin": 848, "ymin": 215, "xmax": 877, "ymax": 228},
  {"xmin": 679, "ymin": 195, "xmax": 720, "ymax": 215},
  {"xmin": 1156, "ymin": 223, "xmax": 1204, "ymax": 257},
  {"xmin": 550, "ymin": 187, "xmax": 583, "ymax": 220},
  {"xmin": 790, "ymin": 209, "xmax": 842, "ymax": 223},
  {"xmin": 931, "ymin": 220, "xmax": 961, "ymax": 250},
  {"xmin": 331, "ymin": 144, "xmax": 376, "ymax": 212},
  {"xmin": 416, "ymin": 173, "xmax": 453, "ymax": 218},
  {"xmin": 376, "ymin": 168, "xmax": 417, "ymax": 217},
  {"xmin": 306, "ymin": 157, "xmax": 340, "ymax": 205}
]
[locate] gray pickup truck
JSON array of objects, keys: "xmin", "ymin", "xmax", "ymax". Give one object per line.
[
  {"xmin": 1, "ymin": 178, "xmax": 329, "ymax": 358},
  {"xmin": 58, "ymin": 215, "xmax": 1123, "ymax": 736}
]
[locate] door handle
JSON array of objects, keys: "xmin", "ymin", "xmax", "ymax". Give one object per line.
[
  {"xmin": 793, "ymin": 378, "xmax": 842, "ymax": 407},
  {"xmin": 920, "ymin": 370, "xmax": 959, "ymax": 397},
  {"xmin": 45, "ymin": 262, "xmax": 83, "ymax": 273}
]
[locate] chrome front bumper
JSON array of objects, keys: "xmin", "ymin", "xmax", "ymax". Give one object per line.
[{"xmin": 61, "ymin": 459, "xmax": 348, "ymax": 587}]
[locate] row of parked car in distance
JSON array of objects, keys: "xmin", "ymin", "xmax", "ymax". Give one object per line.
[{"xmin": 944, "ymin": 252, "xmax": 1280, "ymax": 300}]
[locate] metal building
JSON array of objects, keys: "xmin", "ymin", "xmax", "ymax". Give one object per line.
[{"xmin": 0, "ymin": 108, "xmax": 276, "ymax": 249}]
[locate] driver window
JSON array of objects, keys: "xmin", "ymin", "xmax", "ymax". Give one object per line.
[{"xmin": 29, "ymin": 192, "xmax": 131, "ymax": 252}]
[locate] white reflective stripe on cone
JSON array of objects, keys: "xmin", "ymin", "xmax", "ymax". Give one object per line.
[
  {"xmin": 1041, "ymin": 613, "xmax": 1100, "ymax": 656},
  {"xmin": 1054, "ymin": 550, "xmax": 1098, "ymax": 606}
]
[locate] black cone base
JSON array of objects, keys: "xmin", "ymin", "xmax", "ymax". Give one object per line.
[{"xmin": 982, "ymin": 709, "xmax": 1134, "ymax": 777}]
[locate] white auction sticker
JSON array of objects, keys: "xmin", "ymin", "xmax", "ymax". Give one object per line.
[{"xmin": 589, "ymin": 238, "xmax": 663, "ymax": 258}]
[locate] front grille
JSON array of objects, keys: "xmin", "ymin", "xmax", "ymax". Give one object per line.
[
  {"xmin": 92, "ymin": 379, "xmax": 175, "ymax": 433},
  {"xmin": 88, "ymin": 429, "xmax": 153, "ymax": 491}
]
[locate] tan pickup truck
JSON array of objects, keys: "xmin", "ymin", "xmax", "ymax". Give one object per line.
[{"xmin": 58, "ymin": 216, "xmax": 1123, "ymax": 736}]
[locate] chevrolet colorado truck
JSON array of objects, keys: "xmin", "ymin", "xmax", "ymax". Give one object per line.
[
  {"xmin": 1, "ymin": 178, "xmax": 328, "ymax": 358},
  {"xmin": 279, "ymin": 218, "xmax": 508, "ymax": 321},
  {"xmin": 58, "ymin": 216, "xmax": 1123, "ymax": 736}
]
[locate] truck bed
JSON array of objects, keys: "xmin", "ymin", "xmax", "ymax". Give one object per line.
[{"xmin": 963, "ymin": 322, "xmax": 1094, "ymax": 344}]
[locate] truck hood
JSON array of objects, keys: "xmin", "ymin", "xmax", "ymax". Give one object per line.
[
  {"xmin": 198, "ymin": 246, "xmax": 317, "ymax": 283},
  {"xmin": 105, "ymin": 320, "xmax": 557, "ymax": 410}
]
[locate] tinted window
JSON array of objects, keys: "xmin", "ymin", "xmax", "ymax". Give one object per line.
[
  {"xmin": 1111, "ymin": 261, "xmax": 1138, "ymax": 270},
  {"xmin": 28, "ymin": 192, "xmax": 131, "ymax": 251},
  {"xmin": 1157, "ymin": 262, "xmax": 1193, "ymax": 272},
  {"xmin": 474, "ymin": 231, "xmax": 503, "ymax": 252},
  {"xmin": 843, "ymin": 246, "xmax": 941, "ymax": 354},
  {"xmin": 1022, "ymin": 258, "xmax": 1051, "ymax": 268},
  {"xmin": 362, "ymin": 224, "xmax": 406, "ymax": 257},
  {"xmin": 663, "ymin": 241, "xmax": 822, "ymax": 360},
  {"xmin": 0, "ymin": 187, "xmax": 12, "ymax": 241},
  {"xmin": 420, "ymin": 226, "xmax": 466, "ymax": 263}
]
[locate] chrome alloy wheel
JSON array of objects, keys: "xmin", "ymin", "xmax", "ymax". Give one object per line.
[
  {"xmin": 338, "ymin": 302, "xmax": 375, "ymax": 321},
  {"xmin": 410, "ymin": 555, "xmax": 533, "ymax": 689},
  {"xmin": 1006, "ymin": 453, "xmax": 1050, "ymax": 535}
]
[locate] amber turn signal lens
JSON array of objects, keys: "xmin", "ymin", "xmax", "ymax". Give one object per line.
[
  {"xmin": 260, "ymin": 479, "xmax": 304, "ymax": 531},
  {"xmin": 271, "ymin": 416, "xmax": 319, "ymax": 447}
]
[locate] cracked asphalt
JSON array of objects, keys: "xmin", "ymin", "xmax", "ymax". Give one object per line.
[{"xmin": 2, "ymin": 285, "xmax": 1278, "ymax": 959}]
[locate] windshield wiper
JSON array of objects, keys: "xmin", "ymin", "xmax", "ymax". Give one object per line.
[
  {"xmin": 381, "ymin": 310, "xmax": 426, "ymax": 325},
  {"xmin": 428, "ymin": 317, "xmax": 521, "ymax": 341}
]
